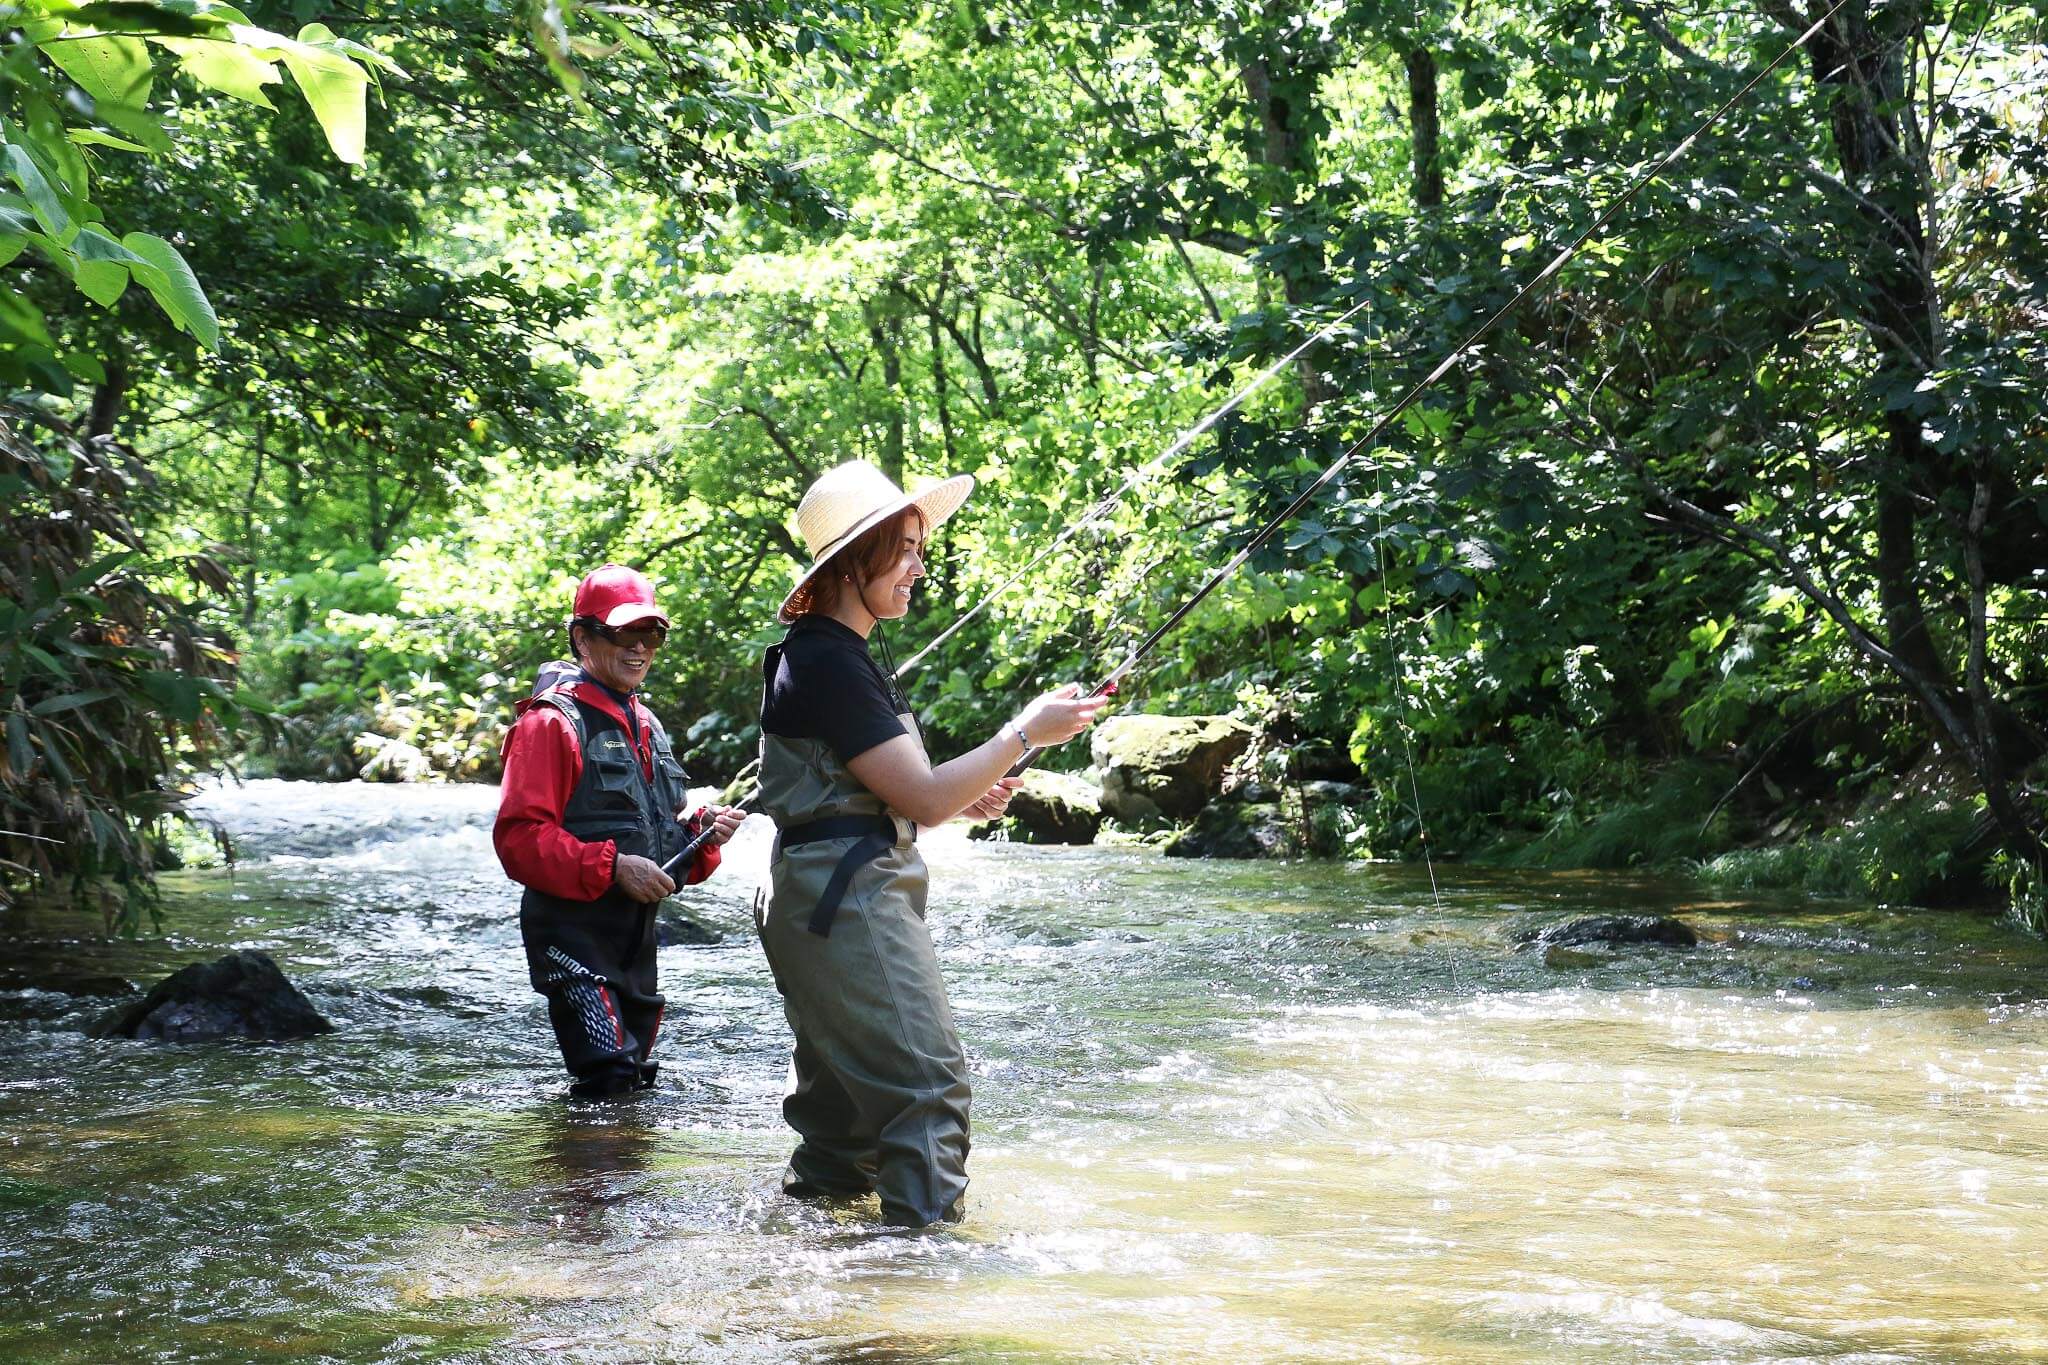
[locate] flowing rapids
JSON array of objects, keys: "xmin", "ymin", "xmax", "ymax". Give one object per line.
[{"xmin": 2, "ymin": 780, "xmax": 2045, "ymax": 1362}]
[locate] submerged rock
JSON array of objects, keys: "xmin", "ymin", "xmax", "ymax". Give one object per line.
[
  {"xmin": 1522, "ymin": 915, "xmax": 1699, "ymax": 950},
  {"xmin": 89, "ymin": 950, "xmax": 333, "ymax": 1042},
  {"xmin": 655, "ymin": 908, "xmax": 723, "ymax": 947},
  {"xmin": 57, "ymin": 974, "xmax": 139, "ymax": 998},
  {"xmin": 1092, "ymin": 714, "xmax": 1253, "ymax": 821}
]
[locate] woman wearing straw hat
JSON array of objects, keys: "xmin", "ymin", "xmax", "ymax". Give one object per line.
[{"xmin": 756, "ymin": 460, "xmax": 1107, "ymax": 1227}]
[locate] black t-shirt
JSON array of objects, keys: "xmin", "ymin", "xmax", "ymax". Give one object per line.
[{"xmin": 760, "ymin": 616, "xmax": 909, "ymax": 763}]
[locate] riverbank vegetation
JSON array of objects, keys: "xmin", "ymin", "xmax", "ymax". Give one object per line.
[{"xmin": 3, "ymin": 0, "xmax": 2043, "ymax": 926}]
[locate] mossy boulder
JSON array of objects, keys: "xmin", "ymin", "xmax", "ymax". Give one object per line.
[
  {"xmin": 1092, "ymin": 714, "xmax": 1253, "ymax": 821},
  {"xmin": 989, "ymin": 769, "xmax": 1104, "ymax": 844},
  {"xmin": 1285, "ymin": 739, "xmax": 1362, "ymax": 783},
  {"xmin": 1163, "ymin": 801, "xmax": 1290, "ymax": 859}
]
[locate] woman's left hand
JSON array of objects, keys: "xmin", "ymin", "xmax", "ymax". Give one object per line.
[{"xmin": 962, "ymin": 777, "xmax": 1023, "ymax": 822}]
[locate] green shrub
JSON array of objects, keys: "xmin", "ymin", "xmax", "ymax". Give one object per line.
[
  {"xmin": 1499, "ymin": 760, "xmax": 1734, "ymax": 870},
  {"xmin": 1992, "ymin": 852, "xmax": 2047, "ymax": 936},
  {"xmin": 1, "ymin": 421, "xmax": 249, "ymax": 925},
  {"xmin": 1698, "ymin": 794, "xmax": 1978, "ymax": 904}
]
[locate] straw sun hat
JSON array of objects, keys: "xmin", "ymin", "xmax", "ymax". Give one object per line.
[{"xmin": 779, "ymin": 461, "xmax": 975, "ymax": 623}]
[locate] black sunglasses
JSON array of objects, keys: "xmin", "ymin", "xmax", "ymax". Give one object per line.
[{"xmin": 590, "ymin": 620, "xmax": 668, "ymax": 648}]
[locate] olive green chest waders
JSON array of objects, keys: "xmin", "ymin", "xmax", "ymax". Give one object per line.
[{"xmin": 754, "ymin": 711, "xmax": 971, "ymax": 1227}]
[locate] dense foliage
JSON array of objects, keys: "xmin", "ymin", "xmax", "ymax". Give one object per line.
[{"xmin": 4, "ymin": 0, "xmax": 2045, "ymax": 923}]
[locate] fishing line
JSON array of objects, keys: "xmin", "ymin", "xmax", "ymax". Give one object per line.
[
  {"xmin": 892, "ymin": 289, "xmax": 1386, "ymax": 681},
  {"xmin": 1360, "ymin": 297, "xmax": 1445, "ymax": 917},
  {"xmin": 1004, "ymin": 0, "xmax": 1850, "ymax": 779}
]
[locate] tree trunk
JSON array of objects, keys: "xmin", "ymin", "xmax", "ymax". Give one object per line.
[
  {"xmin": 1805, "ymin": 2, "xmax": 1950, "ymax": 695},
  {"xmin": 927, "ymin": 302, "xmax": 957, "ymax": 469},
  {"xmin": 1405, "ymin": 48, "xmax": 1444, "ymax": 210},
  {"xmin": 86, "ymin": 355, "xmax": 127, "ymax": 440},
  {"xmin": 240, "ymin": 422, "xmax": 267, "ymax": 631},
  {"xmin": 866, "ymin": 303, "xmax": 906, "ymax": 484},
  {"xmin": 1238, "ymin": 15, "xmax": 1333, "ymax": 408},
  {"xmin": 1800, "ymin": 0, "xmax": 2043, "ymax": 868}
]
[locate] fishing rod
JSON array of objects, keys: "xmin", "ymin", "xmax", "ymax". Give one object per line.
[
  {"xmin": 658, "ymin": 819, "xmax": 720, "ymax": 880},
  {"xmin": 1001, "ymin": 0, "xmax": 1849, "ymax": 781}
]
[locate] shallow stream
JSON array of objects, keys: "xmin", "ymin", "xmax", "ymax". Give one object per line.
[{"xmin": 2, "ymin": 780, "xmax": 2045, "ymax": 1362}]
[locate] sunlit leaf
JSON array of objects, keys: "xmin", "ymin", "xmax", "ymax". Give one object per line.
[
  {"xmin": 121, "ymin": 230, "xmax": 219, "ymax": 348},
  {"xmin": 160, "ymin": 36, "xmax": 280, "ymax": 109},
  {"xmin": 36, "ymin": 28, "xmax": 153, "ymax": 110}
]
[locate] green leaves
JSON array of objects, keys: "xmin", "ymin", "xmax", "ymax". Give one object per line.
[
  {"xmin": 161, "ymin": 35, "xmax": 281, "ymax": 109},
  {"xmin": 71, "ymin": 226, "xmax": 144, "ymax": 306},
  {"xmin": 35, "ymin": 29, "xmax": 154, "ymax": 112},
  {"xmin": 121, "ymin": 231, "xmax": 218, "ymax": 347},
  {"xmin": 2, "ymin": 431, "xmax": 245, "ymax": 918},
  {"xmin": 0, "ymin": 1, "xmax": 408, "ymax": 386},
  {"xmin": 2, "ymin": 143, "xmax": 76, "ymax": 243},
  {"xmin": 267, "ymin": 24, "xmax": 373, "ymax": 164}
]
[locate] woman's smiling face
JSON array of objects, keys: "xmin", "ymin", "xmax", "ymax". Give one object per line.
[{"xmin": 860, "ymin": 522, "xmax": 927, "ymax": 622}]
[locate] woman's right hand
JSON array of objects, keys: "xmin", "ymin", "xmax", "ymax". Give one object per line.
[{"xmin": 1016, "ymin": 683, "xmax": 1111, "ymax": 749}]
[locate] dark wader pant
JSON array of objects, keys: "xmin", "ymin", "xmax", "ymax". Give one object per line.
[
  {"xmin": 754, "ymin": 717, "xmax": 971, "ymax": 1226},
  {"xmin": 520, "ymin": 686, "xmax": 691, "ymax": 1097},
  {"xmin": 524, "ymin": 898, "xmax": 662, "ymax": 1092}
]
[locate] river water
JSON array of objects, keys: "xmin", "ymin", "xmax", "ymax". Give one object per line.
[{"xmin": 2, "ymin": 780, "xmax": 2046, "ymax": 1363}]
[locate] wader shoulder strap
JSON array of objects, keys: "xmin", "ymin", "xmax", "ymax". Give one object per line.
[{"xmin": 778, "ymin": 813, "xmax": 907, "ymax": 937}]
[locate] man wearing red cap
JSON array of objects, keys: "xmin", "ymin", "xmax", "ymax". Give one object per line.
[{"xmin": 495, "ymin": 564, "xmax": 745, "ymax": 1099}]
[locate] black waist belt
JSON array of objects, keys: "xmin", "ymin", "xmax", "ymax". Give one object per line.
[{"xmin": 778, "ymin": 814, "xmax": 909, "ymax": 937}]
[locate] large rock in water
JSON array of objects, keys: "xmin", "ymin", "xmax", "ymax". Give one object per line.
[
  {"xmin": 655, "ymin": 907, "xmax": 723, "ymax": 947},
  {"xmin": 1163, "ymin": 781, "xmax": 1367, "ymax": 860},
  {"xmin": 1163, "ymin": 800, "xmax": 1290, "ymax": 859},
  {"xmin": 1520, "ymin": 915, "xmax": 1698, "ymax": 950},
  {"xmin": 1091, "ymin": 714, "xmax": 1252, "ymax": 821},
  {"xmin": 89, "ymin": 950, "xmax": 334, "ymax": 1042},
  {"xmin": 1004, "ymin": 769, "xmax": 1103, "ymax": 844}
]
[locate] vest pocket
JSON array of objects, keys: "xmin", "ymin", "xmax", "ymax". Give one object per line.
[{"xmin": 585, "ymin": 756, "xmax": 643, "ymax": 814}]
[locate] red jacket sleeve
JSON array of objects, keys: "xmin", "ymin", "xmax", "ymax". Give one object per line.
[{"xmin": 494, "ymin": 706, "xmax": 617, "ymax": 901}]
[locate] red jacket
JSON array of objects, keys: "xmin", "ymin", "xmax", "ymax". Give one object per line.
[{"xmin": 494, "ymin": 681, "xmax": 720, "ymax": 900}]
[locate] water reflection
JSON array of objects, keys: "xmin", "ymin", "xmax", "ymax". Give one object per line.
[{"xmin": 524, "ymin": 1107, "xmax": 663, "ymax": 1219}]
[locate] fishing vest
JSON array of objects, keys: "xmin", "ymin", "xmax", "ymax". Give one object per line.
[{"xmin": 526, "ymin": 686, "xmax": 693, "ymax": 913}]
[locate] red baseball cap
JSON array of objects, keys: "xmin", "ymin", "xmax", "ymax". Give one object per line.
[{"xmin": 572, "ymin": 564, "xmax": 670, "ymax": 629}]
